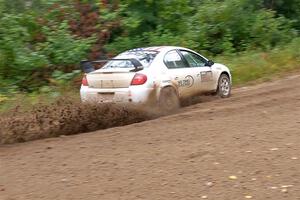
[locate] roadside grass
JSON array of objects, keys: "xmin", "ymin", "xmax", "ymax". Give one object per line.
[
  {"xmin": 217, "ymin": 38, "xmax": 300, "ymax": 85},
  {"xmin": 1, "ymin": 38, "xmax": 300, "ymax": 112},
  {"xmin": 0, "ymin": 87, "xmax": 79, "ymax": 113}
]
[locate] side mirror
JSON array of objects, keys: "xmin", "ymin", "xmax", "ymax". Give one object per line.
[{"xmin": 206, "ymin": 60, "xmax": 214, "ymax": 67}]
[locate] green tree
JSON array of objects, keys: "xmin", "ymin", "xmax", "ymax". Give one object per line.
[
  {"xmin": 264, "ymin": 0, "xmax": 300, "ymax": 29},
  {"xmin": 0, "ymin": 1, "xmax": 95, "ymax": 91},
  {"xmin": 185, "ymin": 0, "xmax": 294, "ymax": 54},
  {"xmin": 106, "ymin": 0, "xmax": 193, "ymax": 52}
]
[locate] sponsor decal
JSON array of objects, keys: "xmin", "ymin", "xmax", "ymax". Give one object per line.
[
  {"xmin": 201, "ymin": 71, "xmax": 213, "ymax": 82},
  {"xmin": 178, "ymin": 75, "xmax": 194, "ymax": 88},
  {"xmin": 162, "ymin": 80, "xmax": 171, "ymax": 83}
]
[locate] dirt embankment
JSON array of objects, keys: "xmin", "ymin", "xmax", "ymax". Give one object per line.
[{"xmin": 1, "ymin": 74, "xmax": 300, "ymax": 200}]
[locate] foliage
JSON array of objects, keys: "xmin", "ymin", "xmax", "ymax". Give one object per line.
[
  {"xmin": 217, "ymin": 38, "xmax": 300, "ymax": 84},
  {"xmin": 0, "ymin": 1, "xmax": 94, "ymax": 92},
  {"xmin": 39, "ymin": 21, "xmax": 94, "ymax": 66},
  {"xmin": 264, "ymin": 0, "xmax": 300, "ymax": 30},
  {"xmin": 107, "ymin": 0, "xmax": 296, "ymax": 54},
  {"xmin": 0, "ymin": 0, "xmax": 299, "ymax": 95},
  {"xmin": 0, "ymin": 13, "xmax": 49, "ymax": 91}
]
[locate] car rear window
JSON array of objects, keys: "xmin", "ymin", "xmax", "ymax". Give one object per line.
[{"xmin": 103, "ymin": 49, "xmax": 158, "ymax": 69}]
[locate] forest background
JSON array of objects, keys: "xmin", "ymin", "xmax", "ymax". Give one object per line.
[{"xmin": 0, "ymin": 0, "xmax": 300, "ymax": 108}]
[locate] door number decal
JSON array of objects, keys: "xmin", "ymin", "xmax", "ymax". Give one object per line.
[{"xmin": 178, "ymin": 75, "xmax": 194, "ymax": 88}]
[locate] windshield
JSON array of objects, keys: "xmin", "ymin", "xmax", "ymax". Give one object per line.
[{"xmin": 102, "ymin": 49, "xmax": 158, "ymax": 69}]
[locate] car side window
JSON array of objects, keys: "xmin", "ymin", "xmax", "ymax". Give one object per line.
[
  {"xmin": 164, "ymin": 50, "xmax": 186, "ymax": 69},
  {"xmin": 180, "ymin": 50, "xmax": 207, "ymax": 67}
]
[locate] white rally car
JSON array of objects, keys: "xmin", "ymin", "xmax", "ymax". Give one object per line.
[{"xmin": 80, "ymin": 46, "xmax": 231, "ymax": 109}]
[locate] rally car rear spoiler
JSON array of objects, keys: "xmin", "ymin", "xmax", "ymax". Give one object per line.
[{"xmin": 80, "ymin": 59, "xmax": 144, "ymax": 73}]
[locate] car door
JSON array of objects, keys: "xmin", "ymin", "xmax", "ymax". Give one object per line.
[
  {"xmin": 164, "ymin": 50, "xmax": 195, "ymax": 98},
  {"xmin": 179, "ymin": 50, "xmax": 215, "ymax": 93}
]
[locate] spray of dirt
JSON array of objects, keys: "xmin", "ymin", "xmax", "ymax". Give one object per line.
[
  {"xmin": 0, "ymin": 98, "xmax": 163, "ymax": 144},
  {"xmin": 0, "ymin": 94, "xmax": 217, "ymax": 145}
]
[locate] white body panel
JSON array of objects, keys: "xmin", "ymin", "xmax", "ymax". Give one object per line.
[{"xmin": 80, "ymin": 46, "xmax": 232, "ymax": 104}]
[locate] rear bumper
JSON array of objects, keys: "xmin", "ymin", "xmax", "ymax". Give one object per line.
[{"xmin": 80, "ymin": 86, "xmax": 156, "ymax": 104}]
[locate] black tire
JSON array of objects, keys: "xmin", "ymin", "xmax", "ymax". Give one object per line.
[
  {"xmin": 158, "ymin": 87, "xmax": 180, "ymax": 112},
  {"xmin": 216, "ymin": 74, "xmax": 231, "ymax": 98}
]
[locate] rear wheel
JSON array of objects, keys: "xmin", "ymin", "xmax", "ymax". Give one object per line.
[
  {"xmin": 217, "ymin": 74, "xmax": 231, "ymax": 98},
  {"xmin": 158, "ymin": 87, "xmax": 180, "ymax": 112}
]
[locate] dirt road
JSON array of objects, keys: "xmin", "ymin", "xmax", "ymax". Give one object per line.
[{"xmin": 1, "ymin": 75, "xmax": 300, "ymax": 200}]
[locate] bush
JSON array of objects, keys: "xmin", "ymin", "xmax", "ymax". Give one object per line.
[
  {"xmin": 185, "ymin": 0, "xmax": 295, "ymax": 54},
  {"xmin": 0, "ymin": 0, "xmax": 299, "ymax": 94},
  {"xmin": 0, "ymin": 13, "xmax": 49, "ymax": 91},
  {"xmin": 0, "ymin": 12, "xmax": 94, "ymax": 92},
  {"xmin": 216, "ymin": 38, "xmax": 300, "ymax": 84}
]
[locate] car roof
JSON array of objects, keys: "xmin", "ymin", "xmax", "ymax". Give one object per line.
[{"xmin": 125, "ymin": 46, "xmax": 188, "ymax": 53}]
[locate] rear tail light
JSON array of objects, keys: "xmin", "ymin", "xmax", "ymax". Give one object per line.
[
  {"xmin": 131, "ymin": 73, "xmax": 147, "ymax": 85},
  {"xmin": 82, "ymin": 74, "xmax": 89, "ymax": 86}
]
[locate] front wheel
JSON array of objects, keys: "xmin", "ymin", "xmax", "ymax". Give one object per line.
[
  {"xmin": 217, "ymin": 74, "xmax": 231, "ymax": 98},
  {"xmin": 158, "ymin": 87, "xmax": 180, "ymax": 113}
]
